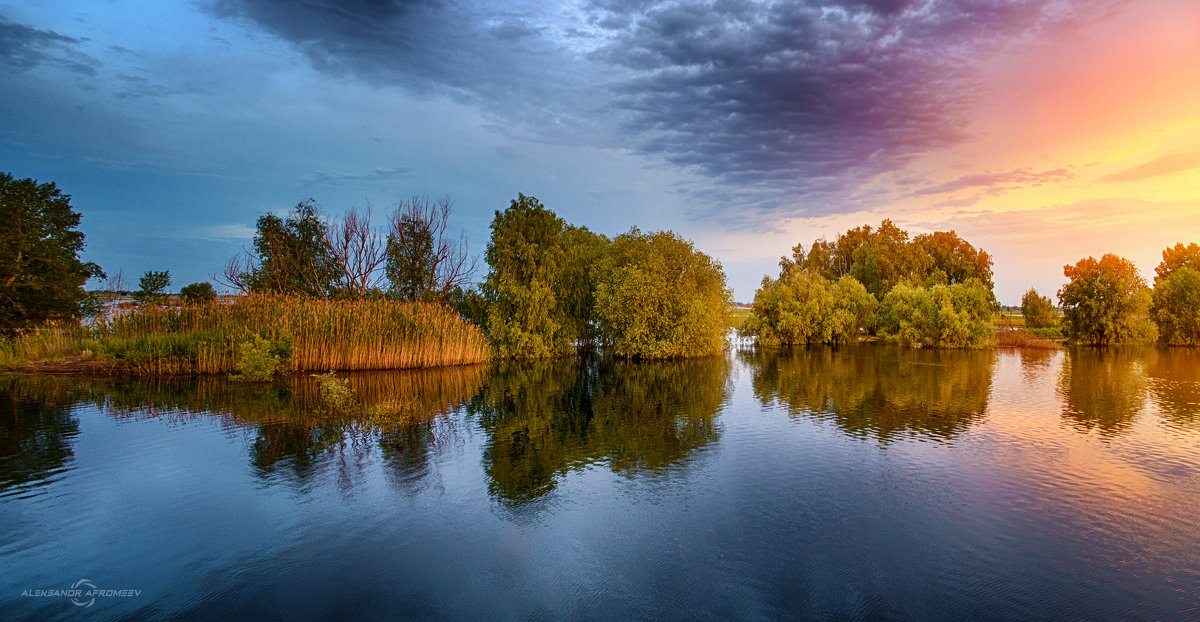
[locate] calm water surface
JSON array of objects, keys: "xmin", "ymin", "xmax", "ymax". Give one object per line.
[{"xmin": 2, "ymin": 346, "xmax": 1198, "ymax": 620}]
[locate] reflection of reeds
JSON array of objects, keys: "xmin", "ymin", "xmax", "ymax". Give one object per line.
[{"xmin": 92, "ymin": 295, "xmax": 490, "ymax": 375}]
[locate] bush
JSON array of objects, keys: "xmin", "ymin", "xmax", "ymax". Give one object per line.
[
  {"xmin": 875, "ymin": 280, "xmax": 995, "ymax": 348},
  {"xmin": 180, "ymin": 282, "xmax": 217, "ymax": 306},
  {"xmin": 594, "ymin": 229, "xmax": 731, "ymax": 359},
  {"xmin": 232, "ymin": 333, "xmax": 292, "ymax": 381},
  {"xmin": 741, "ymin": 270, "xmax": 876, "ymax": 345}
]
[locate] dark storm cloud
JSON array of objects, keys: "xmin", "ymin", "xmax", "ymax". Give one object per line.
[
  {"xmin": 0, "ymin": 16, "xmax": 97, "ymax": 75},
  {"xmin": 204, "ymin": 0, "xmax": 1104, "ymax": 226},
  {"xmin": 588, "ymin": 0, "xmax": 1095, "ymax": 221}
]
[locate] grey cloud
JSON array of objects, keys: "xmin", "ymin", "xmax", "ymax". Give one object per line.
[
  {"xmin": 303, "ymin": 166, "xmax": 412, "ymax": 185},
  {"xmin": 204, "ymin": 0, "xmax": 1112, "ymax": 228},
  {"xmin": 0, "ymin": 16, "xmax": 97, "ymax": 75}
]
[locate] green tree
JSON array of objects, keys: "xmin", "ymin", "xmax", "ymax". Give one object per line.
[
  {"xmin": 180, "ymin": 281, "xmax": 217, "ymax": 306},
  {"xmin": 559, "ymin": 225, "xmax": 610, "ymax": 349},
  {"xmin": 1021, "ymin": 288, "xmax": 1057, "ymax": 328},
  {"xmin": 384, "ymin": 197, "xmax": 474, "ymax": 303},
  {"xmin": 594, "ymin": 228, "xmax": 731, "ymax": 359},
  {"xmin": 222, "ymin": 200, "xmax": 340, "ymax": 298},
  {"xmin": 481, "ymin": 194, "xmax": 572, "ymax": 359},
  {"xmin": 741, "ymin": 268, "xmax": 876, "ymax": 346},
  {"xmin": 875, "ymin": 279, "xmax": 996, "ymax": 348},
  {"xmin": 0, "ymin": 173, "xmax": 105, "ymax": 332},
  {"xmin": 133, "ymin": 270, "xmax": 171, "ymax": 306},
  {"xmin": 1058, "ymin": 254, "xmax": 1156, "ymax": 345},
  {"xmin": 849, "ymin": 219, "xmax": 916, "ymax": 300},
  {"xmin": 1151, "ymin": 243, "xmax": 1200, "ymax": 345}
]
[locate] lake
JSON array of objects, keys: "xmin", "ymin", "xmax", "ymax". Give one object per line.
[{"xmin": 2, "ymin": 346, "xmax": 1199, "ymax": 620}]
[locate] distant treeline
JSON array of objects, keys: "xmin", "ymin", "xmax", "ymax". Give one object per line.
[{"xmin": 742, "ymin": 220, "xmax": 1200, "ymax": 348}]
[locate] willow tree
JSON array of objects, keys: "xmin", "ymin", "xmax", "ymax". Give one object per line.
[{"xmin": 594, "ymin": 229, "xmax": 731, "ymax": 359}]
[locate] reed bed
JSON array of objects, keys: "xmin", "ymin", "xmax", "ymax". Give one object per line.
[{"xmin": 88, "ymin": 295, "xmax": 491, "ymax": 375}]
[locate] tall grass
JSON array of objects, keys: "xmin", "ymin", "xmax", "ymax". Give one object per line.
[{"xmin": 20, "ymin": 296, "xmax": 491, "ymax": 375}]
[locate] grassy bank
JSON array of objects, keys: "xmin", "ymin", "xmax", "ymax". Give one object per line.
[{"xmin": 1, "ymin": 296, "xmax": 491, "ymax": 376}]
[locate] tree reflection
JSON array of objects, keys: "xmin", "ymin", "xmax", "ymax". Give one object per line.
[
  {"xmin": 742, "ymin": 345, "xmax": 995, "ymax": 443},
  {"xmin": 469, "ymin": 356, "xmax": 730, "ymax": 505},
  {"xmin": 1143, "ymin": 349, "xmax": 1200, "ymax": 428},
  {"xmin": 1057, "ymin": 348, "xmax": 1149, "ymax": 436},
  {"xmin": 82, "ymin": 366, "xmax": 486, "ymax": 485},
  {"xmin": 0, "ymin": 375, "xmax": 82, "ymax": 495}
]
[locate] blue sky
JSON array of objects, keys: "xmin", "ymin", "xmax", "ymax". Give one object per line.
[{"xmin": 3, "ymin": 0, "xmax": 1198, "ymax": 303}]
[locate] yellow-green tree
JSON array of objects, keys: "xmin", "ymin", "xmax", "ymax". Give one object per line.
[
  {"xmin": 1058, "ymin": 254, "xmax": 1156, "ymax": 345},
  {"xmin": 875, "ymin": 279, "xmax": 995, "ymax": 348},
  {"xmin": 1151, "ymin": 242, "xmax": 1200, "ymax": 345},
  {"xmin": 594, "ymin": 229, "xmax": 731, "ymax": 359},
  {"xmin": 1020, "ymin": 288, "xmax": 1057, "ymax": 328},
  {"xmin": 740, "ymin": 268, "xmax": 876, "ymax": 345}
]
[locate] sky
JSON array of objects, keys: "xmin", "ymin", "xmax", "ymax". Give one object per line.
[{"xmin": 2, "ymin": 0, "xmax": 1198, "ymax": 304}]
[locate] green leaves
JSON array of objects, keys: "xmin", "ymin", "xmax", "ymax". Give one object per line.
[
  {"xmin": 875, "ymin": 280, "xmax": 995, "ymax": 348},
  {"xmin": 133, "ymin": 270, "xmax": 172, "ymax": 307},
  {"xmin": 0, "ymin": 172, "xmax": 101, "ymax": 332},
  {"xmin": 1021, "ymin": 288, "xmax": 1058, "ymax": 329},
  {"xmin": 594, "ymin": 229, "xmax": 731, "ymax": 359},
  {"xmin": 741, "ymin": 270, "xmax": 876, "ymax": 346},
  {"xmin": 1059, "ymin": 254, "xmax": 1156, "ymax": 345}
]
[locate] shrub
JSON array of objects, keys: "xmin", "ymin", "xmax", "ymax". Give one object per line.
[
  {"xmin": 232, "ymin": 333, "xmax": 291, "ymax": 381},
  {"xmin": 741, "ymin": 270, "xmax": 876, "ymax": 345},
  {"xmin": 180, "ymin": 282, "xmax": 217, "ymax": 306},
  {"xmin": 875, "ymin": 280, "xmax": 995, "ymax": 348}
]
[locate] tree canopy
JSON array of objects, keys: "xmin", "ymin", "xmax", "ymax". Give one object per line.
[
  {"xmin": 789, "ymin": 220, "xmax": 994, "ymax": 300},
  {"xmin": 594, "ymin": 229, "xmax": 731, "ymax": 359},
  {"xmin": 0, "ymin": 172, "xmax": 104, "ymax": 332},
  {"xmin": 1058, "ymin": 254, "xmax": 1156, "ymax": 345},
  {"xmin": 1151, "ymin": 243, "xmax": 1200, "ymax": 346},
  {"xmin": 875, "ymin": 279, "xmax": 996, "ymax": 348}
]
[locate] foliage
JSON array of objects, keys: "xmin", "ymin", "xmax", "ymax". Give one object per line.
[
  {"xmin": 232, "ymin": 333, "xmax": 292, "ymax": 381},
  {"xmin": 384, "ymin": 197, "xmax": 475, "ymax": 303},
  {"xmin": 1020, "ymin": 288, "xmax": 1057, "ymax": 328},
  {"xmin": 740, "ymin": 268, "xmax": 876, "ymax": 345},
  {"xmin": 480, "ymin": 194, "xmax": 574, "ymax": 358},
  {"xmin": 133, "ymin": 270, "xmax": 172, "ymax": 306},
  {"xmin": 0, "ymin": 172, "xmax": 105, "ymax": 332},
  {"xmin": 788, "ymin": 220, "xmax": 993, "ymax": 301},
  {"xmin": 594, "ymin": 229, "xmax": 731, "ymax": 359},
  {"xmin": 1152, "ymin": 266, "xmax": 1200, "ymax": 346},
  {"xmin": 220, "ymin": 200, "xmax": 341, "ymax": 298},
  {"xmin": 180, "ymin": 282, "xmax": 217, "ymax": 305},
  {"xmin": 1058, "ymin": 254, "xmax": 1156, "ymax": 345},
  {"xmin": 1151, "ymin": 243, "xmax": 1200, "ymax": 346},
  {"xmin": 875, "ymin": 280, "xmax": 996, "ymax": 348},
  {"xmin": 313, "ymin": 371, "xmax": 355, "ymax": 410},
  {"xmin": 559, "ymin": 225, "xmax": 610, "ymax": 349}
]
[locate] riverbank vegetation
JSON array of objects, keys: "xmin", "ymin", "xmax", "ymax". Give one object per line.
[
  {"xmin": 478, "ymin": 194, "xmax": 730, "ymax": 360},
  {"xmin": 2, "ymin": 296, "xmax": 489, "ymax": 375}
]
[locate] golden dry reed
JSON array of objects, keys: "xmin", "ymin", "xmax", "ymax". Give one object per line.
[{"xmin": 95, "ymin": 295, "xmax": 491, "ymax": 375}]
